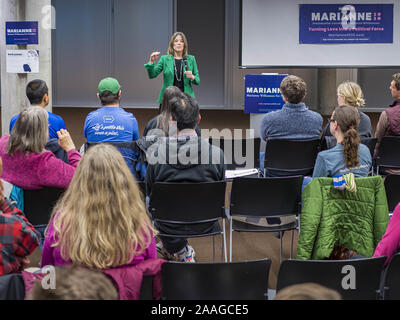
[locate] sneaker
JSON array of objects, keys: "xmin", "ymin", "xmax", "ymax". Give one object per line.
[
  {"xmin": 156, "ymin": 241, "xmax": 176, "ymax": 261},
  {"xmin": 177, "ymin": 245, "xmax": 196, "ymax": 263}
]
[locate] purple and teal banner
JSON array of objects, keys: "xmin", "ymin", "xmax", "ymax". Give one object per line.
[
  {"xmin": 244, "ymin": 74, "xmax": 286, "ymax": 114},
  {"xmin": 299, "ymin": 4, "xmax": 393, "ymax": 44},
  {"xmin": 6, "ymin": 21, "xmax": 38, "ymax": 45}
]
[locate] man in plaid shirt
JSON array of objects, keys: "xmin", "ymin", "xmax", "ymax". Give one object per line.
[{"xmin": 0, "ymin": 158, "xmax": 40, "ymax": 276}]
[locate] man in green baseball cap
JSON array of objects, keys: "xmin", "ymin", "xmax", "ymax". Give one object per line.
[{"xmin": 84, "ymin": 77, "xmax": 140, "ymax": 178}]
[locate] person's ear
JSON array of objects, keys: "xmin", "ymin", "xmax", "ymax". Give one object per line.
[
  {"xmin": 97, "ymin": 93, "xmax": 100, "ymax": 100},
  {"xmin": 197, "ymin": 114, "xmax": 201, "ymax": 124},
  {"xmin": 42, "ymin": 93, "xmax": 49, "ymax": 106},
  {"xmin": 118, "ymin": 90, "xmax": 122, "ymax": 98}
]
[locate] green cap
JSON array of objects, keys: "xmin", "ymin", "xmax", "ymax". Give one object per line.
[{"xmin": 98, "ymin": 77, "xmax": 121, "ymax": 96}]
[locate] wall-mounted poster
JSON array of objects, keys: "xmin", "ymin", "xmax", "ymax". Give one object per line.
[
  {"xmin": 6, "ymin": 50, "xmax": 39, "ymax": 73},
  {"xmin": 299, "ymin": 4, "xmax": 393, "ymax": 44},
  {"xmin": 6, "ymin": 21, "xmax": 39, "ymax": 45}
]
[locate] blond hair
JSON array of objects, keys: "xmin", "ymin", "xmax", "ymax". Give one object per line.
[
  {"xmin": 49, "ymin": 144, "xmax": 156, "ymax": 269},
  {"xmin": 7, "ymin": 106, "xmax": 48, "ymax": 155},
  {"xmin": 168, "ymin": 32, "xmax": 188, "ymax": 56},
  {"xmin": 275, "ymin": 283, "xmax": 342, "ymax": 300},
  {"xmin": 337, "ymin": 81, "xmax": 365, "ymax": 107}
]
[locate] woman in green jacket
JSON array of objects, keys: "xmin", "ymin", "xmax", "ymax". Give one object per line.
[{"xmin": 144, "ymin": 32, "xmax": 200, "ymax": 107}]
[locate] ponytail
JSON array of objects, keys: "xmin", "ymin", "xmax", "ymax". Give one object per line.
[{"xmin": 342, "ymin": 127, "xmax": 360, "ymax": 168}]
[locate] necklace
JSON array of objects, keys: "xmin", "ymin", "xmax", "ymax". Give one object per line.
[{"xmin": 174, "ymin": 58, "xmax": 183, "ymax": 82}]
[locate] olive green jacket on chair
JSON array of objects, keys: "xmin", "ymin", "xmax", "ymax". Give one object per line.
[
  {"xmin": 296, "ymin": 176, "xmax": 389, "ymax": 260},
  {"xmin": 144, "ymin": 54, "xmax": 200, "ymax": 104}
]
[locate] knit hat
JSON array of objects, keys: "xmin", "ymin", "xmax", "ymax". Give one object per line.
[{"xmin": 98, "ymin": 77, "xmax": 120, "ymax": 96}]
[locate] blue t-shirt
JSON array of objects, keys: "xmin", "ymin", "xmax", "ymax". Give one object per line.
[
  {"xmin": 9, "ymin": 110, "xmax": 66, "ymax": 140},
  {"xmin": 84, "ymin": 106, "xmax": 140, "ymax": 178},
  {"xmin": 312, "ymin": 143, "xmax": 372, "ymax": 178}
]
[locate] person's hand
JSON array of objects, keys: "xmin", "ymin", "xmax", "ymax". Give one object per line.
[
  {"xmin": 184, "ymin": 70, "xmax": 195, "ymax": 81},
  {"xmin": 150, "ymin": 52, "xmax": 160, "ymax": 64},
  {"xmin": 57, "ymin": 129, "xmax": 76, "ymax": 152},
  {"xmin": 18, "ymin": 257, "xmax": 30, "ymax": 271}
]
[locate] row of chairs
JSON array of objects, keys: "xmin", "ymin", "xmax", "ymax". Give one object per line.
[
  {"xmin": 3, "ymin": 253, "xmax": 398, "ymax": 300},
  {"xmin": 144, "ymin": 253, "xmax": 400, "ymax": 300}
]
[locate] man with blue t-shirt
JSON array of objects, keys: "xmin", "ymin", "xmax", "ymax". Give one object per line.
[
  {"xmin": 9, "ymin": 79, "xmax": 66, "ymax": 139},
  {"xmin": 84, "ymin": 77, "xmax": 140, "ymax": 178}
]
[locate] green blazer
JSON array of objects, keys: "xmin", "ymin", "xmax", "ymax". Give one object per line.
[
  {"xmin": 296, "ymin": 176, "xmax": 389, "ymax": 260},
  {"xmin": 144, "ymin": 54, "xmax": 200, "ymax": 104}
]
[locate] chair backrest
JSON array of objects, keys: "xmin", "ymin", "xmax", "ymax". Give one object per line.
[
  {"xmin": 149, "ymin": 181, "xmax": 226, "ymax": 223},
  {"xmin": 209, "ymin": 137, "xmax": 261, "ymax": 169},
  {"xmin": 23, "ymin": 187, "xmax": 64, "ymax": 226},
  {"xmin": 230, "ymin": 176, "xmax": 303, "ymax": 217},
  {"xmin": 264, "ymin": 139, "xmax": 320, "ymax": 176},
  {"xmin": 382, "ymin": 252, "xmax": 400, "ymax": 300},
  {"xmin": 276, "ymin": 257, "xmax": 386, "ymax": 300},
  {"xmin": 376, "ymin": 136, "xmax": 400, "ymax": 168},
  {"xmin": 0, "ymin": 273, "xmax": 25, "ymax": 300},
  {"xmin": 139, "ymin": 275, "xmax": 154, "ymax": 300},
  {"xmin": 384, "ymin": 174, "xmax": 400, "ymax": 212},
  {"xmin": 161, "ymin": 259, "xmax": 271, "ymax": 300},
  {"xmin": 360, "ymin": 137, "xmax": 377, "ymax": 158}
]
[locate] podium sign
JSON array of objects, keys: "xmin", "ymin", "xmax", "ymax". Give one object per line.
[{"xmin": 244, "ymin": 74, "xmax": 286, "ymax": 114}]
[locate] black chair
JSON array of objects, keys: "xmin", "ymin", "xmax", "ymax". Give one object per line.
[
  {"xmin": 138, "ymin": 275, "xmax": 154, "ymax": 300},
  {"xmin": 264, "ymin": 139, "xmax": 320, "ymax": 176},
  {"xmin": 376, "ymin": 136, "xmax": 400, "ymax": 175},
  {"xmin": 161, "ymin": 259, "xmax": 271, "ymax": 300},
  {"xmin": 209, "ymin": 137, "xmax": 261, "ymax": 170},
  {"xmin": 276, "ymin": 257, "xmax": 386, "ymax": 300},
  {"xmin": 360, "ymin": 137, "xmax": 377, "ymax": 159},
  {"xmin": 23, "ymin": 187, "xmax": 64, "ymax": 227},
  {"xmin": 137, "ymin": 181, "xmax": 146, "ymax": 200},
  {"xmin": 383, "ymin": 174, "xmax": 400, "ymax": 216},
  {"xmin": 148, "ymin": 181, "xmax": 227, "ymax": 262},
  {"xmin": 228, "ymin": 176, "xmax": 303, "ymax": 262},
  {"xmin": 381, "ymin": 253, "xmax": 400, "ymax": 300},
  {"xmin": 0, "ymin": 273, "xmax": 25, "ymax": 300}
]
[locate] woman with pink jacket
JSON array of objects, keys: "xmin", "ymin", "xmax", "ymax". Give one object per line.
[{"xmin": 0, "ymin": 106, "xmax": 81, "ymax": 190}]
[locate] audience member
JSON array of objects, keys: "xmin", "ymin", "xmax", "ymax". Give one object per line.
[
  {"xmin": 146, "ymin": 94, "xmax": 225, "ymax": 262},
  {"xmin": 374, "ymin": 73, "xmax": 400, "ymax": 173},
  {"xmin": 274, "ymin": 283, "xmax": 342, "ymax": 300},
  {"xmin": 84, "ymin": 77, "xmax": 140, "ymax": 178},
  {"xmin": 9, "ymin": 79, "xmax": 66, "ymax": 140},
  {"xmin": 41, "ymin": 144, "xmax": 156, "ymax": 269},
  {"xmin": 0, "ymin": 157, "xmax": 40, "ymax": 276},
  {"xmin": 373, "ymin": 203, "xmax": 400, "ymax": 266},
  {"xmin": 313, "ymin": 106, "xmax": 371, "ymax": 178},
  {"xmin": 143, "ymin": 85, "xmax": 200, "ymax": 137},
  {"xmin": 28, "ymin": 264, "xmax": 118, "ymax": 300},
  {"xmin": 260, "ymin": 75, "xmax": 322, "ymax": 175},
  {"xmin": 321, "ymin": 81, "xmax": 372, "ymax": 149}
]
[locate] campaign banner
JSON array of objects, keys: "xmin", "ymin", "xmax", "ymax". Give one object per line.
[
  {"xmin": 6, "ymin": 50, "xmax": 39, "ymax": 73},
  {"xmin": 244, "ymin": 74, "xmax": 286, "ymax": 114},
  {"xmin": 299, "ymin": 4, "xmax": 393, "ymax": 44},
  {"xmin": 6, "ymin": 21, "xmax": 39, "ymax": 45}
]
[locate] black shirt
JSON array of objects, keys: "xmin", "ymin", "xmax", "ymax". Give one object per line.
[{"xmin": 173, "ymin": 58, "xmax": 185, "ymax": 92}]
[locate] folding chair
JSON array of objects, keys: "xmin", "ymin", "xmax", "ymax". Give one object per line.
[
  {"xmin": 148, "ymin": 181, "xmax": 227, "ymax": 262},
  {"xmin": 383, "ymin": 174, "xmax": 400, "ymax": 218},
  {"xmin": 381, "ymin": 252, "xmax": 400, "ymax": 300},
  {"xmin": 277, "ymin": 257, "xmax": 386, "ymax": 300},
  {"xmin": 264, "ymin": 139, "xmax": 319, "ymax": 176},
  {"xmin": 0, "ymin": 273, "xmax": 25, "ymax": 300},
  {"xmin": 228, "ymin": 176, "xmax": 303, "ymax": 263},
  {"xmin": 209, "ymin": 137, "xmax": 261, "ymax": 170},
  {"xmin": 376, "ymin": 136, "xmax": 400, "ymax": 175},
  {"xmin": 161, "ymin": 259, "xmax": 271, "ymax": 300}
]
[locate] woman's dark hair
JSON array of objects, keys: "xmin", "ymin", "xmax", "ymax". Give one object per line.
[
  {"xmin": 332, "ymin": 105, "xmax": 361, "ymax": 168},
  {"xmin": 157, "ymin": 86, "xmax": 184, "ymax": 135}
]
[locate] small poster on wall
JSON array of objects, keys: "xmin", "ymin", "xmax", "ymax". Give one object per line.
[
  {"xmin": 6, "ymin": 21, "xmax": 39, "ymax": 45},
  {"xmin": 6, "ymin": 50, "xmax": 39, "ymax": 73},
  {"xmin": 244, "ymin": 74, "xmax": 287, "ymax": 114},
  {"xmin": 299, "ymin": 4, "xmax": 393, "ymax": 44}
]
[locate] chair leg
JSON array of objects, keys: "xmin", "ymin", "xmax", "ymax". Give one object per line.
[
  {"xmin": 279, "ymin": 231, "xmax": 283, "ymax": 264},
  {"xmin": 290, "ymin": 230, "xmax": 294, "ymax": 259},
  {"xmin": 229, "ymin": 219, "xmax": 233, "ymax": 262},
  {"xmin": 222, "ymin": 219, "xmax": 227, "ymax": 262}
]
